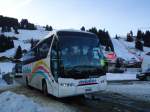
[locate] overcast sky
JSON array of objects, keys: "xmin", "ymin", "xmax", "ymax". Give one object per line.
[{"xmin": 0, "ymin": 0, "xmax": 150, "ymax": 37}]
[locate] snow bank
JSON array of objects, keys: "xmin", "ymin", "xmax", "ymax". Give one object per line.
[
  {"xmin": 0, "ymin": 91, "xmax": 55, "ymax": 112},
  {"xmin": 107, "ymin": 73, "xmax": 137, "ymax": 81},
  {"xmin": 106, "ymin": 83, "xmax": 150, "ymax": 102}
]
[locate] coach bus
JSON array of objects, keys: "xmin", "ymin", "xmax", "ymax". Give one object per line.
[{"xmin": 22, "ymin": 30, "xmax": 107, "ymax": 97}]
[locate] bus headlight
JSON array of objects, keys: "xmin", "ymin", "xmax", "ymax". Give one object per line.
[{"xmin": 60, "ymin": 83, "xmax": 75, "ymax": 87}]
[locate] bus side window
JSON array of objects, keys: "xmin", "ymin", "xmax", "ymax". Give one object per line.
[
  {"xmin": 23, "ymin": 36, "xmax": 53, "ymax": 64},
  {"xmin": 23, "ymin": 50, "xmax": 35, "ymax": 64},
  {"xmin": 51, "ymin": 38, "xmax": 59, "ymax": 82},
  {"xmin": 35, "ymin": 36, "xmax": 52, "ymax": 60}
]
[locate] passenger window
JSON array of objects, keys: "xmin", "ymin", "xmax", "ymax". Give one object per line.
[
  {"xmin": 23, "ymin": 36, "xmax": 53, "ymax": 64},
  {"xmin": 35, "ymin": 36, "xmax": 53, "ymax": 60}
]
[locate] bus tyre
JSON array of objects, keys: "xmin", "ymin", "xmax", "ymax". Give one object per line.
[
  {"xmin": 26, "ymin": 77, "xmax": 29, "ymax": 87},
  {"xmin": 42, "ymin": 80, "xmax": 48, "ymax": 96}
]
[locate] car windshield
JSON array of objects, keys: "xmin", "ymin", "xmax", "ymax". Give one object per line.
[{"xmin": 58, "ymin": 32, "xmax": 106, "ymax": 78}]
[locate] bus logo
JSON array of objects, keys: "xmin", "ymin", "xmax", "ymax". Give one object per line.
[{"xmin": 78, "ymin": 79, "xmax": 97, "ymax": 86}]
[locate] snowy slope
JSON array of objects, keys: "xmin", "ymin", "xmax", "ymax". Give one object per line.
[
  {"xmin": 111, "ymin": 38, "xmax": 139, "ymax": 61},
  {"xmin": 0, "ymin": 27, "xmax": 50, "ymax": 74},
  {"xmin": 2, "ymin": 28, "xmax": 50, "ymax": 41},
  {"xmin": 0, "ymin": 27, "xmax": 49, "ymax": 58},
  {"xmin": 119, "ymin": 38, "xmax": 150, "ymax": 58},
  {"xmin": 14, "ymin": 40, "xmax": 31, "ymax": 50}
]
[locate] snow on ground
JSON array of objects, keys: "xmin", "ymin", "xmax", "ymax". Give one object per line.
[
  {"xmin": 0, "ymin": 91, "xmax": 78, "ymax": 112},
  {"xmin": 119, "ymin": 38, "xmax": 135, "ymax": 48},
  {"xmin": 106, "ymin": 82, "xmax": 150, "ymax": 102},
  {"xmin": 107, "ymin": 73, "xmax": 137, "ymax": 81},
  {"xmin": 0, "ymin": 78, "xmax": 17, "ymax": 90},
  {"xmin": 0, "ymin": 91, "xmax": 52, "ymax": 112},
  {"xmin": 0, "ymin": 78, "xmax": 21, "ymax": 90},
  {"xmin": 0, "ymin": 62, "xmax": 15, "ymax": 74},
  {"xmin": 0, "ymin": 48, "xmax": 16, "ymax": 58}
]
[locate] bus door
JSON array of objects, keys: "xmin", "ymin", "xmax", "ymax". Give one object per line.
[{"xmin": 50, "ymin": 37, "xmax": 60, "ymax": 95}]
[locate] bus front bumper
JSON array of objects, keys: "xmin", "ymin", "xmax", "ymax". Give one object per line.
[{"xmin": 58, "ymin": 76, "xmax": 107, "ymax": 97}]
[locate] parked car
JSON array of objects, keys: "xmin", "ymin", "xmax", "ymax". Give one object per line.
[
  {"xmin": 126, "ymin": 57, "xmax": 141, "ymax": 68},
  {"xmin": 137, "ymin": 52, "xmax": 150, "ymax": 81},
  {"xmin": 12, "ymin": 62, "xmax": 23, "ymax": 77},
  {"xmin": 105, "ymin": 51, "xmax": 117, "ymax": 64},
  {"xmin": 103, "ymin": 51, "xmax": 119, "ymax": 72},
  {"xmin": 2, "ymin": 73, "xmax": 13, "ymax": 84}
]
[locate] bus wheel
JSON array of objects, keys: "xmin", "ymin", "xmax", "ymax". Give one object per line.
[
  {"xmin": 42, "ymin": 80, "xmax": 48, "ymax": 96},
  {"xmin": 26, "ymin": 77, "xmax": 29, "ymax": 87}
]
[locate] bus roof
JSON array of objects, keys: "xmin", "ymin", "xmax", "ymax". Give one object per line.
[
  {"xmin": 44, "ymin": 29, "xmax": 96, "ymax": 39},
  {"xmin": 35, "ymin": 29, "xmax": 96, "ymax": 48}
]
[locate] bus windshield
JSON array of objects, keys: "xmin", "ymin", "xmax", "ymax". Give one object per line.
[{"xmin": 58, "ymin": 32, "xmax": 106, "ymax": 79}]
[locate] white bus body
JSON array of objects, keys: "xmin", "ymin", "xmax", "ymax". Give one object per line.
[{"xmin": 22, "ymin": 30, "xmax": 107, "ymax": 97}]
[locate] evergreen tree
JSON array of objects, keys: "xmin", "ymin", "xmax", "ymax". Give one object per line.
[
  {"xmin": 20, "ymin": 19, "xmax": 28, "ymax": 29},
  {"xmin": 137, "ymin": 30, "xmax": 143, "ymax": 40},
  {"xmin": 88, "ymin": 27, "xmax": 114, "ymax": 51},
  {"xmin": 105, "ymin": 31, "xmax": 114, "ymax": 51},
  {"xmin": 45, "ymin": 25, "xmax": 49, "ymax": 31},
  {"xmin": 115, "ymin": 34, "xmax": 119, "ymax": 39},
  {"xmin": 135, "ymin": 40, "xmax": 143, "ymax": 51},
  {"xmin": 49, "ymin": 26, "xmax": 53, "ymax": 31},
  {"xmin": 0, "ymin": 35, "xmax": 14, "ymax": 52},
  {"xmin": 80, "ymin": 26, "xmax": 85, "ymax": 31},
  {"xmin": 126, "ymin": 33, "xmax": 133, "ymax": 42},
  {"xmin": 27, "ymin": 23, "xmax": 37, "ymax": 30},
  {"xmin": 13, "ymin": 26, "xmax": 19, "ymax": 34},
  {"xmin": 14, "ymin": 45, "xmax": 22, "ymax": 59},
  {"xmin": 143, "ymin": 31, "xmax": 150, "ymax": 47},
  {"xmin": 130, "ymin": 30, "xmax": 133, "ymax": 37},
  {"xmin": 45, "ymin": 25, "xmax": 53, "ymax": 31},
  {"xmin": 88, "ymin": 27, "xmax": 98, "ymax": 35}
]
